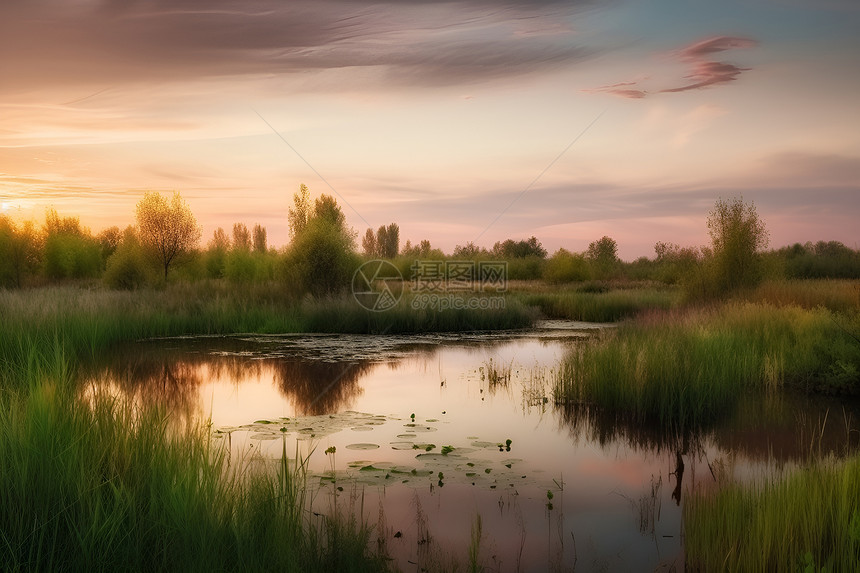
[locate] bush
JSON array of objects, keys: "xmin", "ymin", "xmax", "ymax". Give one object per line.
[
  {"xmin": 43, "ymin": 233, "xmax": 102, "ymax": 280},
  {"xmin": 707, "ymin": 197, "xmax": 769, "ymax": 293},
  {"xmin": 284, "ymin": 219, "xmax": 360, "ymax": 297},
  {"xmin": 506, "ymin": 256, "xmax": 545, "ymax": 281},
  {"xmin": 104, "ymin": 235, "xmax": 151, "ymax": 290},
  {"xmin": 223, "ymin": 250, "xmax": 277, "ymax": 284},
  {"xmin": 203, "ymin": 247, "xmax": 228, "ymax": 279},
  {"xmin": 543, "ymin": 249, "xmax": 591, "ymax": 283}
]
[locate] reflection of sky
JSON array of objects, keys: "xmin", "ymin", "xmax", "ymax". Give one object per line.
[
  {"xmin": 2, "ymin": 0, "xmax": 859, "ymax": 257},
  {"xmin": 87, "ymin": 332, "xmax": 860, "ymax": 571}
]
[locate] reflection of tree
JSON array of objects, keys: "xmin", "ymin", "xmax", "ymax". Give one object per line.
[
  {"xmin": 270, "ymin": 360, "xmax": 369, "ymax": 415},
  {"xmin": 88, "ymin": 341, "xmax": 372, "ymax": 419},
  {"xmin": 558, "ymin": 403, "xmax": 704, "ymax": 455},
  {"xmin": 559, "ymin": 392, "xmax": 860, "ymax": 465},
  {"xmin": 710, "ymin": 393, "xmax": 860, "ymax": 463},
  {"xmin": 95, "ymin": 350, "xmax": 205, "ymax": 418},
  {"xmin": 671, "ymin": 451, "xmax": 684, "ymax": 506}
]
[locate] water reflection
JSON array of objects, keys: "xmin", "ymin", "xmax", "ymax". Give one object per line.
[
  {"xmin": 270, "ymin": 359, "xmax": 371, "ymax": 415},
  {"xmin": 91, "ymin": 351, "xmax": 206, "ymax": 416},
  {"xmin": 87, "ymin": 340, "xmax": 373, "ymax": 417},
  {"xmin": 559, "ymin": 393, "xmax": 860, "ymax": 468},
  {"xmin": 82, "ymin": 330, "xmax": 860, "ymax": 572}
]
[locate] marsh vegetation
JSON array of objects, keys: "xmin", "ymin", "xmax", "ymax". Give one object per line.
[{"xmin": 1, "ymin": 193, "xmax": 859, "ymax": 570}]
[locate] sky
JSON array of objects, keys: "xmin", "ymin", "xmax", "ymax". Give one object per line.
[{"xmin": 1, "ymin": 0, "xmax": 858, "ymax": 259}]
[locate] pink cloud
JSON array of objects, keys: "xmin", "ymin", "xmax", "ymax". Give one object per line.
[
  {"xmin": 587, "ymin": 35, "xmax": 757, "ymax": 99},
  {"xmin": 607, "ymin": 88, "xmax": 648, "ymax": 99},
  {"xmin": 582, "ymin": 79, "xmax": 649, "ymax": 99},
  {"xmin": 680, "ymin": 36, "xmax": 757, "ymax": 59}
]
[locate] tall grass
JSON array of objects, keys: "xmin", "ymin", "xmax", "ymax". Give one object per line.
[
  {"xmin": 554, "ymin": 303, "xmax": 860, "ymax": 432},
  {"xmin": 0, "ymin": 335, "xmax": 388, "ymax": 571},
  {"xmin": 517, "ymin": 287, "xmax": 678, "ymax": 322},
  {"xmin": 0, "ymin": 285, "xmax": 535, "ymax": 385},
  {"xmin": 0, "ymin": 284, "xmax": 536, "ymax": 570},
  {"xmin": 741, "ymin": 278, "xmax": 860, "ymax": 313},
  {"xmin": 301, "ymin": 294, "xmax": 535, "ymax": 334},
  {"xmin": 684, "ymin": 455, "xmax": 860, "ymax": 571}
]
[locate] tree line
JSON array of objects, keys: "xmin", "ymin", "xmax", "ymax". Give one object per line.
[{"xmin": 2, "ymin": 189, "xmax": 858, "ymax": 296}]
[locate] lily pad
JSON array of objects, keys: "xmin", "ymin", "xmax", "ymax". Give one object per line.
[
  {"xmin": 345, "ymin": 443, "xmax": 380, "ymax": 451},
  {"xmin": 471, "ymin": 441, "xmax": 497, "ymax": 449},
  {"xmin": 403, "ymin": 425, "xmax": 437, "ymax": 433},
  {"xmin": 390, "ymin": 441, "xmax": 416, "ymax": 451}
]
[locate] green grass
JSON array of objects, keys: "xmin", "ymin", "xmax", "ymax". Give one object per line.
[
  {"xmin": 0, "ymin": 341, "xmax": 388, "ymax": 572},
  {"xmin": 554, "ymin": 303, "xmax": 860, "ymax": 433},
  {"xmin": 0, "ymin": 286, "xmax": 408, "ymax": 571},
  {"xmin": 0, "ymin": 284, "xmax": 535, "ymax": 385},
  {"xmin": 516, "ymin": 286, "xmax": 679, "ymax": 322},
  {"xmin": 0, "ymin": 283, "xmax": 536, "ymax": 570},
  {"xmin": 684, "ymin": 455, "xmax": 860, "ymax": 572},
  {"xmin": 741, "ymin": 278, "xmax": 860, "ymax": 313}
]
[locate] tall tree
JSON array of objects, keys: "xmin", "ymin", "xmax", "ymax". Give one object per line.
[
  {"xmin": 136, "ymin": 191, "xmax": 201, "ymax": 280},
  {"xmin": 210, "ymin": 227, "xmax": 230, "ymax": 251},
  {"xmin": 288, "ymin": 183, "xmax": 311, "ymax": 242},
  {"xmin": 252, "ymin": 223, "xmax": 267, "ymax": 253},
  {"xmin": 232, "ymin": 223, "xmax": 251, "ymax": 251},
  {"xmin": 383, "ymin": 223, "xmax": 399, "ymax": 258},
  {"xmin": 285, "ymin": 194, "xmax": 358, "ymax": 296},
  {"xmin": 362, "ymin": 228, "xmax": 377, "ymax": 257},
  {"xmin": 313, "ymin": 194, "xmax": 347, "ymax": 230},
  {"xmin": 375, "ymin": 226, "xmax": 388, "ymax": 257}
]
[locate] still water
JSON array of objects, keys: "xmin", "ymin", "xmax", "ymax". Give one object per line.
[{"xmin": 86, "ymin": 322, "xmax": 858, "ymax": 572}]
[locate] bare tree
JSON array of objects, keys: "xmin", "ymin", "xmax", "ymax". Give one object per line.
[{"xmin": 136, "ymin": 191, "xmax": 201, "ymax": 279}]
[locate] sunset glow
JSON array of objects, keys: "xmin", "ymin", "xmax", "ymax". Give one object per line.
[{"xmin": 2, "ymin": 0, "xmax": 858, "ymax": 258}]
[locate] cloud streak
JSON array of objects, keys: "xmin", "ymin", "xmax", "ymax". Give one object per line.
[
  {"xmin": 587, "ymin": 35, "xmax": 757, "ymax": 99},
  {"xmin": 0, "ymin": 0, "xmax": 599, "ymax": 93}
]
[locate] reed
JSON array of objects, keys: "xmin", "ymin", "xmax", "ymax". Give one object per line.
[
  {"xmin": 684, "ymin": 454, "xmax": 860, "ymax": 572},
  {"xmin": 517, "ymin": 287, "xmax": 678, "ymax": 322},
  {"xmin": 0, "ymin": 339, "xmax": 388, "ymax": 572},
  {"xmin": 0, "ymin": 285, "xmax": 536, "ymax": 387},
  {"xmin": 741, "ymin": 278, "xmax": 860, "ymax": 313},
  {"xmin": 0, "ymin": 285, "xmax": 399, "ymax": 571},
  {"xmin": 554, "ymin": 303, "xmax": 860, "ymax": 432}
]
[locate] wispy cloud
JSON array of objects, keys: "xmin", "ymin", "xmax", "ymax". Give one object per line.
[
  {"xmin": 587, "ymin": 35, "xmax": 757, "ymax": 99},
  {"xmin": 0, "ymin": 0, "xmax": 599, "ymax": 93}
]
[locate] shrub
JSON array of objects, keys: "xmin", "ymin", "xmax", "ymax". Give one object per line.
[
  {"xmin": 283, "ymin": 219, "xmax": 360, "ymax": 297},
  {"xmin": 104, "ymin": 232, "xmax": 151, "ymax": 290},
  {"xmin": 543, "ymin": 249, "xmax": 591, "ymax": 283},
  {"xmin": 43, "ymin": 233, "xmax": 102, "ymax": 280}
]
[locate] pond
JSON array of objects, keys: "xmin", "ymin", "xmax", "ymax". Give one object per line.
[{"xmin": 84, "ymin": 321, "xmax": 859, "ymax": 572}]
